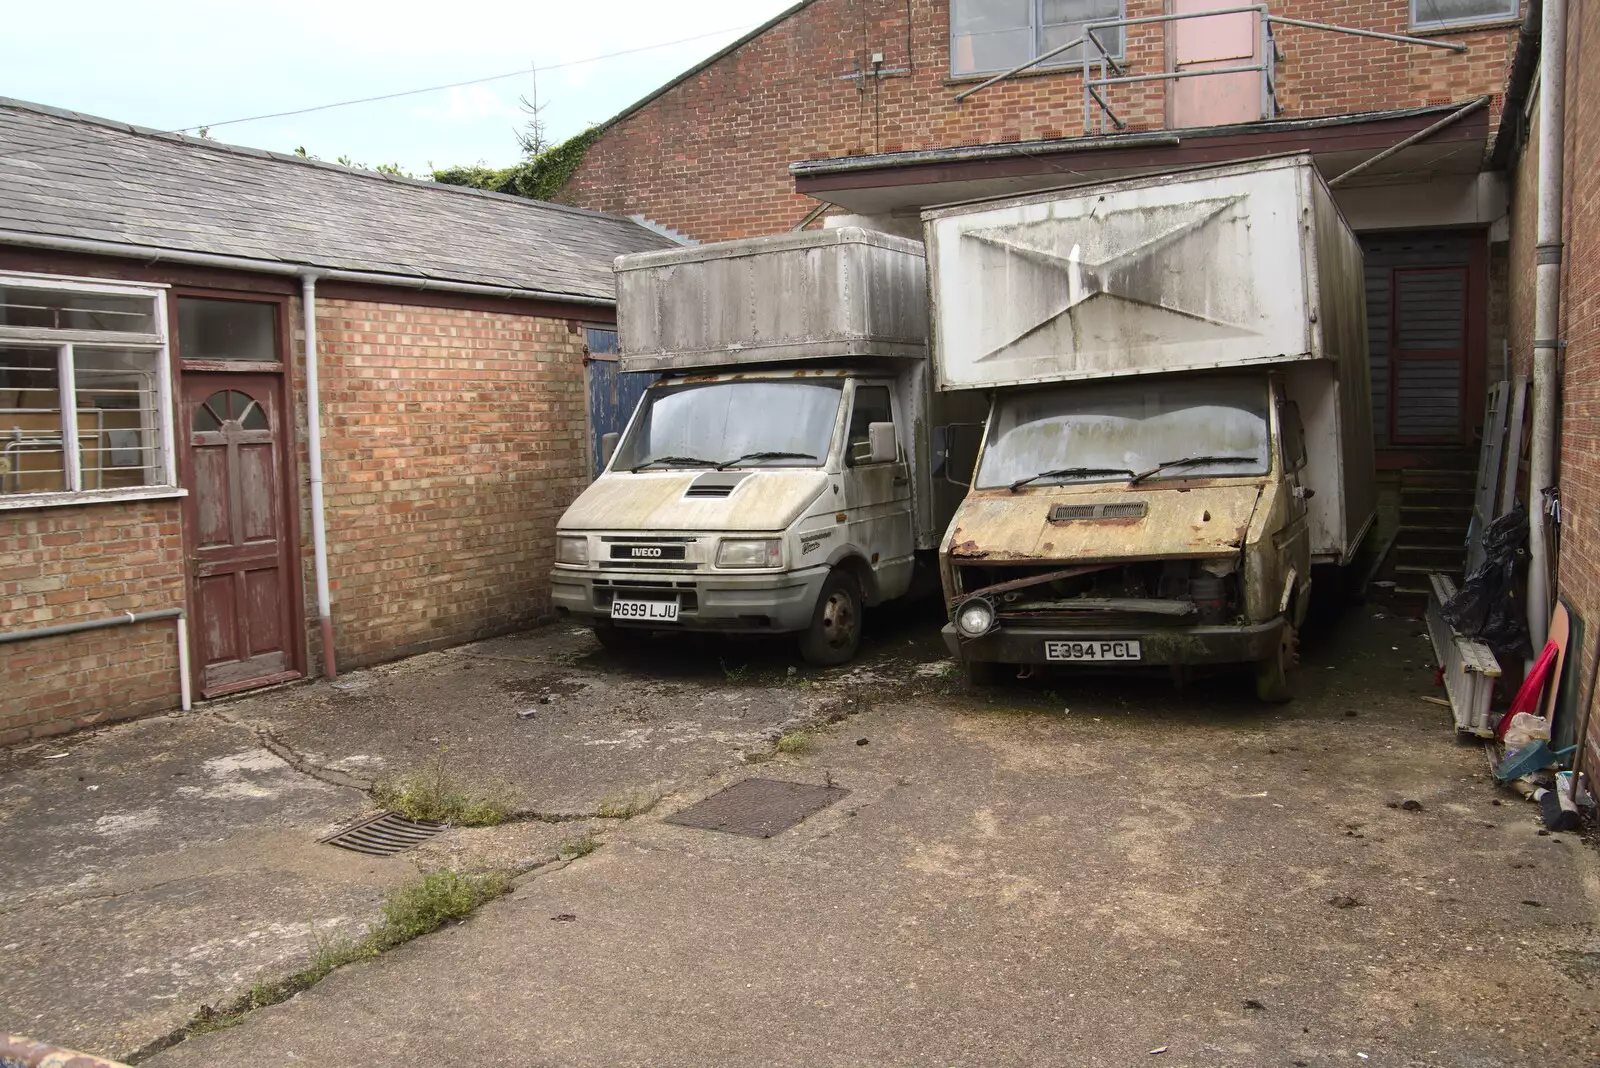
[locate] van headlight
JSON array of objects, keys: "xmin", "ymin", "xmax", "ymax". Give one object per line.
[
  {"xmin": 954, "ymin": 597, "xmax": 996, "ymax": 638},
  {"xmin": 556, "ymin": 535, "xmax": 589, "ymax": 566},
  {"xmin": 716, "ymin": 539, "xmax": 782, "ymax": 569}
]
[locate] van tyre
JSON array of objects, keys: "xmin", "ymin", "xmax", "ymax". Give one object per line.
[
  {"xmin": 963, "ymin": 657, "xmax": 1004, "ymax": 686},
  {"xmin": 593, "ymin": 624, "xmax": 651, "ymax": 652},
  {"xmin": 799, "ymin": 569, "xmax": 863, "ymax": 666},
  {"xmin": 1253, "ymin": 620, "xmax": 1299, "ymax": 703}
]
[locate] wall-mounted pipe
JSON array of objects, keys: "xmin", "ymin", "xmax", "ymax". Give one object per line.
[
  {"xmin": 1528, "ymin": 0, "xmax": 1567, "ymax": 654},
  {"xmin": 0, "ymin": 608, "xmax": 191, "ymax": 712},
  {"xmin": 300, "ymin": 272, "xmax": 337, "ymax": 680}
]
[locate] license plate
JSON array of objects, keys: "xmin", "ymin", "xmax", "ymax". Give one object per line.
[
  {"xmin": 1045, "ymin": 640, "xmax": 1142, "ymax": 662},
  {"xmin": 610, "ymin": 597, "xmax": 679, "ymax": 623}
]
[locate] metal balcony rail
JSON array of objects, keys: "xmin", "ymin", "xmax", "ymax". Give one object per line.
[{"xmin": 953, "ymin": 5, "xmax": 1470, "ymax": 137}]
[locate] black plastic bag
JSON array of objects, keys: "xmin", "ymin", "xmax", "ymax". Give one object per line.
[{"xmin": 1440, "ymin": 507, "xmax": 1532, "ymax": 660}]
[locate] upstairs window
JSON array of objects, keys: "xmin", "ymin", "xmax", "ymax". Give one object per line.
[
  {"xmin": 951, "ymin": 0, "xmax": 1124, "ymax": 77},
  {"xmin": 1411, "ymin": 0, "xmax": 1518, "ymax": 30},
  {"xmin": 0, "ymin": 274, "xmax": 174, "ymax": 507}
]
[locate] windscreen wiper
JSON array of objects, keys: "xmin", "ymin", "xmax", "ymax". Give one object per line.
[
  {"xmin": 1008, "ymin": 467, "xmax": 1135, "ymax": 493},
  {"xmin": 716, "ymin": 451, "xmax": 818, "ymax": 470},
  {"xmin": 1129, "ymin": 455, "xmax": 1256, "ymax": 485},
  {"xmin": 631, "ymin": 455, "xmax": 720, "ymax": 472}
]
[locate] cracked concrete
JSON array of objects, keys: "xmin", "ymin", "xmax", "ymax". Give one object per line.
[{"xmin": 7, "ymin": 605, "xmax": 1600, "ymax": 1065}]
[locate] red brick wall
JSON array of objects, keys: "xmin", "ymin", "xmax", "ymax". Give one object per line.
[
  {"xmin": 562, "ymin": 0, "xmax": 1521, "ymax": 242},
  {"xmin": 1549, "ymin": 1, "xmax": 1600, "ymax": 774},
  {"xmin": 292, "ymin": 297, "xmax": 592, "ymax": 670},
  {"xmin": 0, "ymin": 500, "xmax": 186, "ymax": 744}
]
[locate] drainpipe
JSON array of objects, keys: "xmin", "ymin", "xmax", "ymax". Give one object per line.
[
  {"xmin": 301, "ymin": 272, "xmax": 337, "ymax": 679},
  {"xmin": 0, "ymin": 609, "xmax": 191, "ymax": 712},
  {"xmin": 1528, "ymin": 0, "xmax": 1567, "ymax": 653}
]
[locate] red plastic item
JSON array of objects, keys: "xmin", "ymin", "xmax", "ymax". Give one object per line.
[{"xmin": 1496, "ymin": 639, "xmax": 1559, "ymax": 739}]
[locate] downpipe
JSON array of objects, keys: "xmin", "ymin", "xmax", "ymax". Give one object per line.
[
  {"xmin": 1528, "ymin": 0, "xmax": 1567, "ymax": 654},
  {"xmin": 301, "ymin": 272, "xmax": 337, "ymax": 679}
]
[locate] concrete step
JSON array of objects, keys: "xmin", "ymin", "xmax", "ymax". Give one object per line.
[
  {"xmin": 1395, "ymin": 562, "xmax": 1462, "ymax": 578},
  {"xmin": 1397, "ymin": 523, "xmax": 1470, "ymax": 545}
]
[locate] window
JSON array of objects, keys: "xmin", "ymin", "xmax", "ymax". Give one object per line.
[
  {"xmin": 951, "ymin": 0, "xmax": 1123, "ymax": 77},
  {"xmin": 1410, "ymin": 0, "xmax": 1518, "ymax": 30},
  {"xmin": 847, "ymin": 384, "xmax": 894, "ymax": 465},
  {"xmin": 176, "ymin": 298, "xmax": 276, "ymax": 362},
  {"xmin": 0, "ymin": 274, "xmax": 174, "ymax": 505}
]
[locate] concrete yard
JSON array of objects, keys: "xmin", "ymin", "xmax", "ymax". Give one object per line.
[{"xmin": 4, "ymin": 606, "xmax": 1598, "ymax": 1066}]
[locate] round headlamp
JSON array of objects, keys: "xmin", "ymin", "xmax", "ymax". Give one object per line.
[{"xmin": 954, "ymin": 597, "xmax": 996, "ymax": 639}]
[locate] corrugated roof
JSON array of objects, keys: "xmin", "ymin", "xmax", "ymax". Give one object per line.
[{"xmin": 0, "ymin": 97, "xmax": 675, "ymax": 301}]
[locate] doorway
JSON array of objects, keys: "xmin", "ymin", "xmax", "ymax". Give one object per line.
[{"xmin": 180, "ymin": 372, "xmax": 301, "ymax": 696}]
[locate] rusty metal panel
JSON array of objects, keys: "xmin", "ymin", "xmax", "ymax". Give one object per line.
[
  {"xmin": 924, "ymin": 156, "xmax": 1337, "ymax": 392},
  {"xmin": 614, "ymin": 228, "xmax": 928, "ymax": 372}
]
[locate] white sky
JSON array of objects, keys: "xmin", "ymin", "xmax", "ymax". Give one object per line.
[{"xmin": 2, "ymin": 0, "xmax": 798, "ymax": 176}]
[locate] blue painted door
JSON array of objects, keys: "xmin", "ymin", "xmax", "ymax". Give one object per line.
[{"xmin": 585, "ymin": 327, "xmax": 654, "ymax": 478}]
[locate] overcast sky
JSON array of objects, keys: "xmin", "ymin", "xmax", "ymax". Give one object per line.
[{"xmin": 2, "ymin": 0, "xmax": 797, "ymax": 176}]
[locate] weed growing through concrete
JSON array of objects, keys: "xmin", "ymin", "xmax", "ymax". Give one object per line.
[
  {"xmin": 720, "ymin": 658, "xmax": 749, "ymax": 683},
  {"xmin": 371, "ymin": 746, "xmax": 512, "ymax": 826},
  {"xmin": 595, "ymin": 788, "xmax": 659, "ymax": 819},
  {"xmin": 559, "ymin": 832, "xmax": 601, "ymax": 858},
  {"xmin": 776, "ymin": 728, "xmax": 817, "ymax": 755},
  {"xmin": 155, "ymin": 870, "xmax": 510, "ymax": 1054}
]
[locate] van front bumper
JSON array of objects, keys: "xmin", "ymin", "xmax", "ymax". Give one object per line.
[
  {"xmin": 551, "ymin": 565, "xmax": 830, "ymax": 633},
  {"xmin": 943, "ymin": 618, "xmax": 1286, "ymax": 666}
]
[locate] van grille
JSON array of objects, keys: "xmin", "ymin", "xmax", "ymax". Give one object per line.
[{"xmin": 1049, "ymin": 501, "xmax": 1148, "ymax": 522}]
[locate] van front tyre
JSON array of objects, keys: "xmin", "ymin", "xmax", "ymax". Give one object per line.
[
  {"xmin": 963, "ymin": 657, "xmax": 1004, "ymax": 686},
  {"xmin": 1253, "ymin": 621, "xmax": 1298, "ymax": 703},
  {"xmin": 799, "ymin": 570, "xmax": 863, "ymax": 666}
]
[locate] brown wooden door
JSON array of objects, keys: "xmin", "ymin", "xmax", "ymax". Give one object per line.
[{"xmin": 182, "ymin": 374, "xmax": 300, "ymax": 696}]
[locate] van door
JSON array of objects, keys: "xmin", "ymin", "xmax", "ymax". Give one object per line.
[
  {"xmin": 1278, "ymin": 390, "xmax": 1313, "ymax": 625},
  {"xmin": 840, "ymin": 381, "xmax": 915, "ymax": 600}
]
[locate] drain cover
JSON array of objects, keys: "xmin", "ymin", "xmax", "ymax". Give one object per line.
[
  {"xmin": 665, "ymin": 778, "xmax": 848, "ymax": 838},
  {"xmin": 321, "ymin": 811, "xmax": 446, "ymax": 856}
]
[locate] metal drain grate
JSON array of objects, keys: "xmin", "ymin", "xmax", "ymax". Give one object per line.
[
  {"xmin": 320, "ymin": 811, "xmax": 447, "ymax": 856},
  {"xmin": 665, "ymin": 778, "xmax": 848, "ymax": 838}
]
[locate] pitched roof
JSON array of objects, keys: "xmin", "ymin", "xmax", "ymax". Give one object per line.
[{"xmin": 0, "ymin": 97, "xmax": 674, "ymax": 302}]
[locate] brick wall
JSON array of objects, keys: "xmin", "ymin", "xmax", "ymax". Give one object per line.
[
  {"xmin": 562, "ymin": 0, "xmax": 1520, "ymax": 242},
  {"xmin": 1549, "ymin": 1, "xmax": 1600, "ymax": 773},
  {"xmin": 293, "ymin": 297, "xmax": 592, "ymax": 670},
  {"xmin": 0, "ymin": 500, "xmax": 186, "ymax": 744}
]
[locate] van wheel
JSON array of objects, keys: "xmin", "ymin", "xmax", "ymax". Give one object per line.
[
  {"xmin": 1253, "ymin": 621, "xmax": 1299, "ymax": 703},
  {"xmin": 592, "ymin": 624, "xmax": 651, "ymax": 652},
  {"xmin": 799, "ymin": 570, "xmax": 862, "ymax": 666},
  {"xmin": 963, "ymin": 658, "xmax": 1004, "ymax": 686}
]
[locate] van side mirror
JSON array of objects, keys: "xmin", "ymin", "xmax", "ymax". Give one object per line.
[
  {"xmin": 601, "ymin": 432, "xmax": 620, "ymax": 468},
  {"xmin": 867, "ymin": 422, "xmax": 897, "ymax": 464},
  {"xmin": 936, "ymin": 422, "xmax": 984, "ymax": 487}
]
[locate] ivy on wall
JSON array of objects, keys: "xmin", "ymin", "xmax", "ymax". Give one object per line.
[{"xmin": 432, "ymin": 127, "xmax": 600, "ymax": 203}]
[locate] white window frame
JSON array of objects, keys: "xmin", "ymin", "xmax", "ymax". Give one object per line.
[
  {"xmin": 0, "ymin": 271, "xmax": 182, "ymax": 510},
  {"xmin": 950, "ymin": 0, "xmax": 1126, "ymax": 78},
  {"xmin": 1410, "ymin": 0, "xmax": 1519, "ymax": 31}
]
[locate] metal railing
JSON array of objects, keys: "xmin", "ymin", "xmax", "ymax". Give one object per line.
[{"xmin": 954, "ymin": 5, "xmax": 1472, "ymax": 137}]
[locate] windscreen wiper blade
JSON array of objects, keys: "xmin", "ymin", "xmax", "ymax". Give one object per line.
[
  {"xmin": 1129, "ymin": 455, "xmax": 1256, "ymax": 485},
  {"xmin": 631, "ymin": 455, "xmax": 720, "ymax": 472},
  {"xmin": 715, "ymin": 451, "xmax": 818, "ymax": 470},
  {"xmin": 1008, "ymin": 467, "xmax": 1135, "ymax": 492}
]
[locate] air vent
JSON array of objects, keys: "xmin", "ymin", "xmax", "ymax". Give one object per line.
[
  {"xmin": 684, "ymin": 472, "xmax": 751, "ymax": 499},
  {"xmin": 1049, "ymin": 501, "xmax": 1148, "ymax": 523}
]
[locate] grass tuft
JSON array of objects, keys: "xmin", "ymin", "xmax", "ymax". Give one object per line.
[
  {"xmin": 595, "ymin": 789, "xmax": 658, "ymax": 820},
  {"xmin": 559, "ymin": 832, "xmax": 601, "ymax": 859},
  {"xmin": 173, "ymin": 869, "xmax": 509, "ymax": 1045},
  {"xmin": 371, "ymin": 747, "xmax": 512, "ymax": 826},
  {"xmin": 776, "ymin": 728, "xmax": 817, "ymax": 755}
]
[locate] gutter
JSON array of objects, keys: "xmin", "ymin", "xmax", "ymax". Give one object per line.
[
  {"xmin": 0, "ymin": 229, "xmax": 617, "ymax": 307},
  {"xmin": 1488, "ymin": 0, "xmax": 1544, "ymax": 170}
]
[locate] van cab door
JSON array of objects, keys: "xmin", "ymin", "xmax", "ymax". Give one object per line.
[
  {"xmin": 840, "ymin": 380, "xmax": 915, "ymax": 600},
  {"xmin": 1277, "ymin": 388, "xmax": 1313, "ymax": 626}
]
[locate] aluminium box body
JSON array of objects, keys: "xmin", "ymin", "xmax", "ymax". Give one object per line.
[
  {"xmin": 614, "ymin": 227, "xmax": 929, "ymax": 373},
  {"xmin": 924, "ymin": 155, "xmax": 1375, "ymax": 564}
]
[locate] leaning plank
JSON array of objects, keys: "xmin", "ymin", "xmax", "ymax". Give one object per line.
[{"xmin": 1425, "ymin": 572, "xmax": 1502, "ymax": 737}]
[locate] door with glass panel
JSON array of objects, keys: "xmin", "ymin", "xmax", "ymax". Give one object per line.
[{"xmin": 177, "ymin": 296, "xmax": 299, "ymax": 697}]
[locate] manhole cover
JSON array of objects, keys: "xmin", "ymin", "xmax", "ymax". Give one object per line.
[
  {"xmin": 665, "ymin": 778, "xmax": 847, "ymax": 838},
  {"xmin": 320, "ymin": 811, "xmax": 446, "ymax": 856}
]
